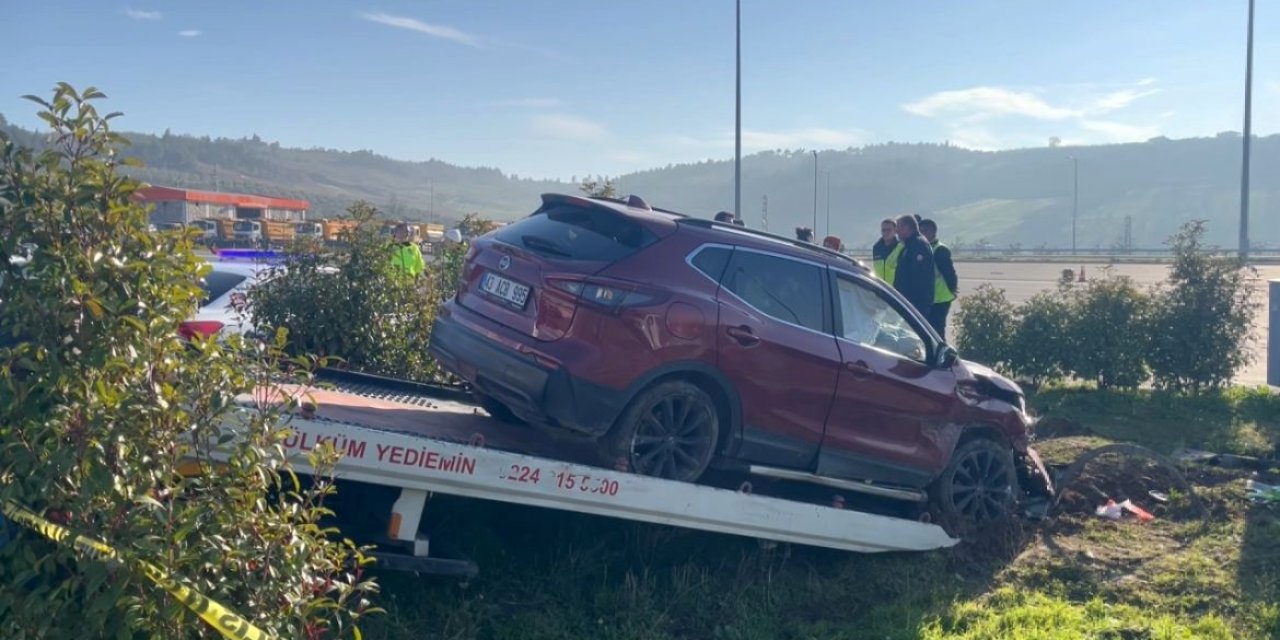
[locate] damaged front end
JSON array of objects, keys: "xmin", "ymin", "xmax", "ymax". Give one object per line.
[{"xmin": 962, "ymin": 360, "xmax": 1056, "ymax": 506}]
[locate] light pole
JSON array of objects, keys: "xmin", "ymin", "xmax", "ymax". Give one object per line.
[
  {"xmin": 733, "ymin": 0, "xmax": 742, "ymax": 224},
  {"xmin": 1239, "ymin": 0, "xmax": 1255, "ymax": 262},
  {"xmin": 825, "ymin": 171, "xmax": 831, "ymax": 237},
  {"xmin": 1068, "ymin": 156, "xmax": 1078, "ymax": 255},
  {"xmin": 811, "ymin": 150, "xmax": 818, "ymax": 236}
]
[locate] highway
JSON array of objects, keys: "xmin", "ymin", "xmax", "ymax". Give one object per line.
[{"xmin": 952, "ymin": 261, "xmax": 1280, "ymax": 387}]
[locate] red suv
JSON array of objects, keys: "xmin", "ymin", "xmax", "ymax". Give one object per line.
[{"xmin": 429, "ymin": 194, "xmax": 1052, "ymax": 522}]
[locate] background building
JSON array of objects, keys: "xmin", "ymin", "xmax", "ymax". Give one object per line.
[{"xmin": 137, "ymin": 186, "xmax": 308, "ymax": 224}]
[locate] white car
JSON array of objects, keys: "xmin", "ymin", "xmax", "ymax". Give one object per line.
[{"xmin": 183, "ymin": 259, "xmax": 272, "ymax": 340}]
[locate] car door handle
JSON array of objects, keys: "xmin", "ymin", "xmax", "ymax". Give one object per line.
[
  {"xmin": 844, "ymin": 360, "xmax": 874, "ymax": 379},
  {"xmin": 726, "ymin": 325, "xmax": 760, "ymax": 347}
]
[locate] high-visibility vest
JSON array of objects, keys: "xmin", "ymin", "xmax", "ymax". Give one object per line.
[
  {"xmin": 876, "ymin": 242, "xmax": 903, "ymax": 284},
  {"xmin": 391, "ymin": 243, "xmax": 425, "ymax": 277},
  {"xmin": 932, "ymin": 241, "xmax": 956, "ymax": 303}
]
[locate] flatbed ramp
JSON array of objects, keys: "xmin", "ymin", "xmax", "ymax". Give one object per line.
[{"xmin": 230, "ymin": 384, "xmax": 957, "ymax": 572}]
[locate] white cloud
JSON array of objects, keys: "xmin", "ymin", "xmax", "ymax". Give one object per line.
[
  {"xmin": 904, "ymin": 87, "xmax": 1080, "ymax": 121},
  {"xmin": 359, "ymin": 12, "xmax": 481, "ymax": 47},
  {"xmin": 125, "ymin": 8, "xmax": 161, "ymax": 20},
  {"xmin": 1079, "ymin": 119, "xmax": 1160, "ymax": 141},
  {"xmin": 946, "ymin": 127, "xmax": 1006, "ymax": 151},
  {"xmin": 742, "ymin": 127, "xmax": 867, "ymax": 151},
  {"xmin": 1093, "ymin": 88, "xmax": 1160, "ymax": 113},
  {"xmin": 178, "ymin": 29, "xmax": 201, "ymax": 37},
  {"xmin": 530, "ymin": 114, "xmax": 607, "ymax": 141},
  {"xmin": 661, "ymin": 127, "xmax": 867, "ymax": 154},
  {"xmin": 492, "ymin": 97, "xmax": 564, "ymax": 108},
  {"xmin": 905, "ymin": 80, "xmax": 1164, "ymax": 149}
]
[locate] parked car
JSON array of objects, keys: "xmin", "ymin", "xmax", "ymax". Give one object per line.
[
  {"xmin": 184, "ymin": 258, "xmax": 270, "ymax": 340},
  {"xmin": 429, "ymin": 193, "xmax": 1051, "ymax": 522}
]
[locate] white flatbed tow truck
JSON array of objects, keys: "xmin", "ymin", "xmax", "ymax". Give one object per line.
[{"xmin": 224, "ymin": 373, "xmax": 959, "ymax": 577}]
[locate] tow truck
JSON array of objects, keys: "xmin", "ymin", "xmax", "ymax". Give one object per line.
[{"xmin": 212, "ymin": 370, "xmax": 963, "ymax": 578}]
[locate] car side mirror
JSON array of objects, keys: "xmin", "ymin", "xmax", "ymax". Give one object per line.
[{"xmin": 935, "ymin": 344, "xmax": 959, "ymax": 369}]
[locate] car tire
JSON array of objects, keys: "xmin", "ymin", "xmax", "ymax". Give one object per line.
[
  {"xmin": 601, "ymin": 380, "xmax": 719, "ymax": 483},
  {"xmin": 475, "ymin": 392, "xmax": 523, "ymax": 425},
  {"xmin": 930, "ymin": 437, "xmax": 1019, "ymax": 526}
]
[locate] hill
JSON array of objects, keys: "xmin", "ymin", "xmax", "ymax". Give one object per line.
[{"xmin": 2, "ymin": 113, "xmax": 1275, "ymax": 249}]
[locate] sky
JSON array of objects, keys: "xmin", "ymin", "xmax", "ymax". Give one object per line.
[{"xmin": 2, "ymin": 1, "xmax": 1278, "ymax": 180}]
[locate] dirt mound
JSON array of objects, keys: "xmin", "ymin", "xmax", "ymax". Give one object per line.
[{"xmin": 1051, "ymin": 444, "xmax": 1203, "ymax": 521}]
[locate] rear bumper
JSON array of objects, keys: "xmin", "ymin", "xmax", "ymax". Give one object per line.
[{"xmin": 428, "ymin": 303, "xmax": 627, "ymax": 436}]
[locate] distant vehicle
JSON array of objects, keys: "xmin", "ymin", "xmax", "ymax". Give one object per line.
[
  {"xmin": 261, "ymin": 220, "xmax": 296, "ymax": 246},
  {"xmin": 381, "ymin": 222, "xmax": 422, "ymax": 243},
  {"xmin": 189, "ymin": 219, "xmax": 220, "ymax": 243},
  {"xmin": 294, "ymin": 221, "xmax": 324, "ymax": 241},
  {"xmin": 429, "ymin": 193, "xmax": 1051, "ymax": 523},
  {"xmin": 322, "ymin": 219, "xmax": 359, "ymax": 244},
  {"xmin": 183, "ymin": 253, "xmax": 273, "ymax": 340},
  {"xmin": 232, "ymin": 220, "xmax": 262, "ymax": 245}
]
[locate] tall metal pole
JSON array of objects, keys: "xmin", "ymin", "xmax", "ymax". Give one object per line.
[
  {"xmin": 734, "ymin": 0, "xmax": 742, "ymax": 223},
  {"xmin": 825, "ymin": 171, "xmax": 831, "ymax": 237},
  {"xmin": 1070, "ymin": 156, "xmax": 1078, "ymax": 255},
  {"xmin": 1240, "ymin": 0, "xmax": 1255, "ymax": 262},
  {"xmin": 812, "ymin": 150, "xmax": 818, "ymax": 236}
]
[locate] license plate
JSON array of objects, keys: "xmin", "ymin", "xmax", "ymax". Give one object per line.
[{"xmin": 481, "ymin": 272, "xmax": 530, "ymax": 308}]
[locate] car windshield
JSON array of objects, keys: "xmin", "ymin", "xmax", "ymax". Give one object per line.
[
  {"xmin": 233, "ymin": 221, "xmax": 257, "ymax": 231},
  {"xmin": 492, "ymin": 204, "xmax": 658, "ymax": 262},
  {"xmin": 200, "ymin": 271, "xmax": 248, "ymax": 306}
]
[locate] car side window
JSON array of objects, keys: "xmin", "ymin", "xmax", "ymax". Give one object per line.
[
  {"xmin": 724, "ymin": 251, "xmax": 825, "ymax": 332},
  {"xmin": 836, "ymin": 277, "xmax": 927, "ymax": 362},
  {"xmin": 690, "ymin": 246, "xmax": 732, "ymax": 283}
]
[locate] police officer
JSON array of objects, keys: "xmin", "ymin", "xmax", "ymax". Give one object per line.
[
  {"xmin": 892, "ymin": 214, "xmax": 934, "ymax": 319},
  {"xmin": 919, "ymin": 219, "xmax": 957, "ymax": 339},
  {"xmin": 390, "ymin": 223, "xmax": 425, "ymax": 280},
  {"xmin": 871, "ymin": 218, "xmax": 900, "ymax": 282}
]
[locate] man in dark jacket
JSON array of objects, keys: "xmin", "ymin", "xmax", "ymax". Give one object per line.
[
  {"xmin": 892, "ymin": 214, "xmax": 934, "ymax": 320},
  {"xmin": 919, "ymin": 218, "xmax": 957, "ymax": 339}
]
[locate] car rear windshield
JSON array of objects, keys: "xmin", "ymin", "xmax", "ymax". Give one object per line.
[
  {"xmin": 201, "ymin": 271, "xmax": 247, "ymax": 306},
  {"xmin": 493, "ymin": 204, "xmax": 659, "ymax": 262}
]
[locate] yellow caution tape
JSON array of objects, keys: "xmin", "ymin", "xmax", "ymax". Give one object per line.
[{"xmin": 1, "ymin": 500, "xmax": 274, "ymax": 640}]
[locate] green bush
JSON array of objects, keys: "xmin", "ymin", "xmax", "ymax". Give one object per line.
[
  {"xmin": 1008, "ymin": 289, "xmax": 1074, "ymax": 386},
  {"xmin": 249, "ymin": 204, "xmax": 475, "ymax": 384},
  {"xmin": 1064, "ymin": 273, "xmax": 1152, "ymax": 390},
  {"xmin": 954, "ymin": 284, "xmax": 1016, "ymax": 370},
  {"xmin": 1147, "ymin": 221, "xmax": 1256, "ymax": 392},
  {"xmin": 0, "ymin": 85, "xmax": 376, "ymax": 638}
]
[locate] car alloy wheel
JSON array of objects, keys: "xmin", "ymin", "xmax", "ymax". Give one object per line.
[
  {"xmin": 605, "ymin": 381, "xmax": 719, "ymax": 483},
  {"xmin": 936, "ymin": 438, "xmax": 1018, "ymax": 523}
]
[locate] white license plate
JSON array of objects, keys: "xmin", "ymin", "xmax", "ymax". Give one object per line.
[{"xmin": 481, "ymin": 272, "xmax": 530, "ymax": 308}]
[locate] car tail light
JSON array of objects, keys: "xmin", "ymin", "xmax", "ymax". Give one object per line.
[
  {"xmin": 546, "ymin": 277, "xmax": 660, "ymax": 312},
  {"xmin": 179, "ymin": 321, "xmax": 224, "ymax": 340}
]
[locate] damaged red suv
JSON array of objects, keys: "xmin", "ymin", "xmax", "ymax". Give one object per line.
[{"xmin": 429, "ymin": 193, "xmax": 1051, "ymax": 522}]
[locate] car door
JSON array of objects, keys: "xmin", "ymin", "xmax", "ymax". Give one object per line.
[
  {"xmin": 716, "ymin": 248, "xmax": 840, "ymax": 469},
  {"xmin": 818, "ymin": 272, "xmax": 958, "ymax": 488}
]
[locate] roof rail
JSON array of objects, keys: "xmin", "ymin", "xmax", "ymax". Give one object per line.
[{"xmin": 678, "ymin": 218, "xmax": 866, "ymax": 268}]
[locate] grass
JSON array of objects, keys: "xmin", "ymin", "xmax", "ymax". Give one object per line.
[{"xmin": 360, "ymin": 386, "xmax": 1280, "ymax": 640}]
